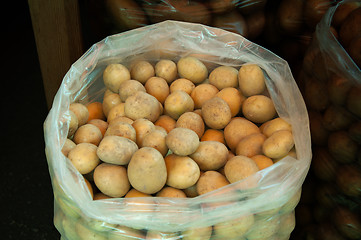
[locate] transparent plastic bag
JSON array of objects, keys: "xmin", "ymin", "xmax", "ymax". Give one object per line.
[{"xmin": 44, "ymin": 20, "xmax": 311, "ymax": 239}]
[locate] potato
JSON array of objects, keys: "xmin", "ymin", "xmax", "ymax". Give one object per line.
[
  {"xmin": 235, "ymin": 133, "xmax": 266, "ymax": 157},
  {"xmin": 261, "ymin": 117, "xmax": 292, "ymax": 137},
  {"xmin": 104, "ymin": 121, "xmax": 136, "ymax": 142},
  {"xmin": 279, "ymin": 188, "xmax": 302, "ymax": 214},
  {"xmin": 108, "ymin": 225, "xmax": 145, "ymax": 240},
  {"xmin": 103, "ymin": 63, "xmax": 131, "ymax": 93},
  {"xmin": 304, "ymin": 0, "xmax": 332, "ymax": 30},
  {"xmin": 68, "ymin": 143, "xmax": 100, "ymax": 175},
  {"xmin": 154, "ymin": 115, "xmax": 176, "ymax": 133},
  {"xmin": 213, "ymin": 214, "xmax": 255, "ymax": 239},
  {"xmin": 169, "ymin": 78, "xmax": 195, "ymax": 95},
  {"xmin": 118, "ymin": 80, "xmax": 146, "ymax": 102},
  {"xmin": 145, "ymin": 230, "xmax": 179, "ymax": 240},
  {"xmin": 209, "ymin": 66, "xmax": 238, "ymax": 90},
  {"xmin": 156, "ymin": 186, "xmax": 187, "ymax": 198},
  {"xmin": 201, "ymin": 129, "xmax": 225, "ymax": 145},
  {"xmin": 196, "ymin": 170, "xmax": 230, "ymax": 195},
  {"xmin": 189, "ymin": 141, "xmax": 228, "ymax": 171},
  {"xmin": 73, "ymin": 123, "xmax": 103, "ymax": 146},
  {"xmin": 262, "ymin": 130, "xmax": 295, "ymax": 159},
  {"xmin": 69, "ymin": 103, "xmax": 89, "ymax": 127},
  {"xmin": 246, "ymin": 10, "xmax": 266, "ymax": 40},
  {"xmin": 224, "ymin": 117, "xmax": 261, "ymax": 152},
  {"xmin": 212, "ymin": 10, "xmax": 248, "ymax": 37},
  {"xmin": 88, "ymin": 119, "xmax": 108, "ymax": 136},
  {"xmin": 251, "ymin": 155, "xmax": 273, "ymax": 170},
  {"xmin": 346, "ymin": 86, "xmax": 361, "ymax": 118},
  {"xmin": 224, "ymin": 155, "xmax": 259, "ymax": 183},
  {"xmin": 191, "ymin": 84, "xmax": 219, "ymax": 109},
  {"xmin": 349, "ymin": 121, "xmax": 361, "ymax": 144},
  {"xmin": 339, "ymin": 7, "xmax": 361, "ymax": 48},
  {"xmin": 215, "ymin": 87, "xmax": 245, "ymax": 117},
  {"xmin": 332, "ymin": 1, "xmax": 361, "ymax": 28},
  {"xmin": 154, "ymin": 59, "xmax": 177, "ymax": 83},
  {"xmin": 238, "ymin": 64, "xmax": 266, "ymax": 97},
  {"xmin": 108, "ymin": 116, "xmax": 133, "ymax": 125},
  {"xmin": 202, "ymin": 97, "xmax": 232, "ymax": 129},
  {"xmin": 347, "ymin": 35, "xmax": 361, "ymax": 69},
  {"xmin": 75, "ymin": 220, "xmax": 107, "ymax": 240},
  {"xmin": 141, "ymin": 129, "xmax": 168, "ymax": 156},
  {"xmin": 242, "ymin": 95, "xmax": 276, "ymax": 123},
  {"xmin": 166, "ymin": 127, "xmax": 200, "ymax": 156},
  {"xmin": 93, "ymin": 163, "xmax": 130, "ymax": 198},
  {"xmin": 130, "ymin": 60, "xmax": 155, "ymax": 84},
  {"xmin": 308, "ymin": 110, "xmax": 330, "ymax": 146},
  {"xmin": 132, "ymin": 118, "xmax": 155, "ymax": 147},
  {"xmin": 127, "ymin": 147, "xmax": 167, "ymax": 194},
  {"xmin": 244, "ymin": 216, "xmax": 279, "ymax": 239},
  {"xmin": 177, "ymin": 56, "xmax": 208, "ymax": 84},
  {"xmin": 328, "ymin": 131, "xmax": 358, "ymax": 164},
  {"xmin": 322, "ymin": 105, "xmax": 356, "ymax": 131},
  {"xmin": 97, "ymin": 135, "xmax": 138, "ymax": 165},
  {"xmin": 125, "ymin": 188, "xmax": 152, "ymax": 198},
  {"xmin": 102, "ymin": 92, "xmax": 122, "ymax": 118},
  {"xmin": 62, "ymin": 138, "xmax": 76, "ymax": 157},
  {"xmin": 176, "ymin": 112, "xmax": 205, "ymax": 138},
  {"xmin": 277, "ymin": 0, "xmax": 304, "ymax": 34},
  {"xmin": 164, "ymin": 154, "xmax": 200, "ymax": 189},
  {"xmin": 164, "ymin": 90, "xmax": 194, "ymax": 120},
  {"xmin": 182, "ymin": 226, "xmax": 212, "ymax": 240},
  {"xmin": 68, "ymin": 110, "xmax": 79, "ymax": 137},
  {"xmin": 124, "ymin": 91, "xmax": 161, "ymax": 122},
  {"xmin": 107, "ymin": 103, "xmax": 125, "ymax": 123},
  {"xmin": 145, "ymin": 76, "xmax": 170, "ymax": 104}
]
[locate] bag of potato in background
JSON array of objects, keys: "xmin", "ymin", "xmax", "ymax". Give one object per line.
[
  {"xmin": 293, "ymin": 0, "xmax": 361, "ymax": 239},
  {"xmin": 44, "ymin": 20, "xmax": 311, "ymax": 239}
]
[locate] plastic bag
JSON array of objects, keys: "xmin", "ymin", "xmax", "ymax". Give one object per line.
[
  {"xmin": 294, "ymin": 0, "xmax": 361, "ymax": 239},
  {"xmin": 44, "ymin": 20, "xmax": 311, "ymax": 239}
]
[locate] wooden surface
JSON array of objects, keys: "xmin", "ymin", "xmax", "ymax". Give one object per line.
[{"xmin": 28, "ymin": 0, "xmax": 84, "ymax": 109}]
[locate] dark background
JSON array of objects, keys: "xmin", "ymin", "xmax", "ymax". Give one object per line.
[{"xmin": 2, "ymin": 1, "xmax": 60, "ymax": 239}]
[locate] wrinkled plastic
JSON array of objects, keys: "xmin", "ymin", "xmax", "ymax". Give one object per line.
[{"xmin": 44, "ymin": 20, "xmax": 311, "ymax": 239}]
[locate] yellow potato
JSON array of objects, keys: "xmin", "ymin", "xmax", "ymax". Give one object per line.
[
  {"xmin": 124, "ymin": 91, "xmax": 161, "ymax": 122},
  {"xmin": 109, "ymin": 116, "xmax": 134, "ymax": 125},
  {"xmin": 176, "ymin": 112, "xmax": 205, "ymax": 138},
  {"xmin": 73, "ymin": 123, "xmax": 103, "ymax": 146},
  {"xmin": 209, "ymin": 65, "xmax": 239, "ymax": 90},
  {"xmin": 182, "ymin": 226, "xmax": 212, "ymax": 240},
  {"xmin": 155, "ymin": 59, "xmax": 178, "ymax": 83},
  {"xmin": 169, "ymin": 78, "xmax": 195, "ymax": 95},
  {"xmin": 118, "ymin": 80, "xmax": 146, "ymax": 102},
  {"xmin": 145, "ymin": 76, "xmax": 170, "ymax": 104},
  {"xmin": 62, "ymin": 138, "xmax": 76, "ymax": 157},
  {"xmin": 107, "ymin": 103, "xmax": 125, "ymax": 123},
  {"xmin": 69, "ymin": 103, "xmax": 89, "ymax": 126},
  {"xmin": 68, "ymin": 143, "xmax": 100, "ymax": 175},
  {"xmin": 251, "ymin": 155, "xmax": 274, "ymax": 170},
  {"xmin": 191, "ymin": 84, "xmax": 219, "ymax": 109},
  {"xmin": 103, "ymin": 63, "xmax": 131, "ymax": 93},
  {"xmin": 165, "ymin": 154, "xmax": 200, "ymax": 189},
  {"xmin": 213, "ymin": 213, "xmax": 255, "ymax": 239},
  {"xmin": 164, "ymin": 90, "xmax": 194, "ymax": 120},
  {"xmin": 93, "ymin": 163, "xmax": 130, "ymax": 198},
  {"xmin": 102, "ymin": 92, "xmax": 122, "ymax": 118},
  {"xmin": 104, "ymin": 121, "xmax": 136, "ymax": 142},
  {"xmin": 238, "ymin": 64, "xmax": 266, "ymax": 97},
  {"xmin": 141, "ymin": 129, "xmax": 168, "ymax": 156},
  {"xmin": 261, "ymin": 117, "xmax": 292, "ymax": 137},
  {"xmin": 97, "ymin": 135, "xmax": 138, "ymax": 165},
  {"xmin": 244, "ymin": 216, "xmax": 279, "ymax": 239},
  {"xmin": 201, "ymin": 97, "xmax": 232, "ymax": 129},
  {"xmin": 224, "ymin": 117, "xmax": 261, "ymax": 152},
  {"xmin": 242, "ymin": 95, "xmax": 276, "ymax": 123},
  {"xmin": 262, "ymin": 130, "xmax": 295, "ymax": 159},
  {"xmin": 154, "ymin": 115, "xmax": 176, "ymax": 133},
  {"xmin": 130, "ymin": 60, "xmax": 155, "ymax": 84},
  {"xmin": 224, "ymin": 155, "xmax": 259, "ymax": 183},
  {"xmin": 156, "ymin": 186, "xmax": 187, "ymax": 198},
  {"xmin": 215, "ymin": 87, "xmax": 245, "ymax": 117},
  {"xmin": 132, "ymin": 118, "xmax": 155, "ymax": 147},
  {"xmin": 68, "ymin": 110, "xmax": 79, "ymax": 137},
  {"xmin": 196, "ymin": 170, "xmax": 230, "ymax": 195},
  {"xmin": 177, "ymin": 56, "xmax": 208, "ymax": 84},
  {"xmin": 166, "ymin": 127, "xmax": 200, "ymax": 156},
  {"xmin": 235, "ymin": 133, "xmax": 266, "ymax": 157},
  {"xmin": 127, "ymin": 147, "xmax": 167, "ymax": 194},
  {"xmin": 189, "ymin": 141, "xmax": 228, "ymax": 171}
]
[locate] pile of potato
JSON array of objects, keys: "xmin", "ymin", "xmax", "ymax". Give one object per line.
[
  {"xmin": 59, "ymin": 55, "xmax": 299, "ymax": 239},
  {"xmin": 291, "ymin": 2, "xmax": 361, "ymax": 240}
]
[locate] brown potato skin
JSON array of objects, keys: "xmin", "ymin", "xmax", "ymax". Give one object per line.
[
  {"xmin": 202, "ymin": 97, "xmax": 232, "ymax": 130},
  {"xmin": 224, "ymin": 155, "xmax": 259, "ymax": 183},
  {"xmin": 176, "ymin": 112, "xmax": 205, "ymax": 138},
  {"xmin": 166, "ymin": 127, "xmax": 200, "ymax": 156},
  {"xmin": 189, "ymin": 141, "xmax": 228, "ymax": 171},
  {"xmin": 339, "ymin": 7, "xmax": 361, "ymax": 48}
]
